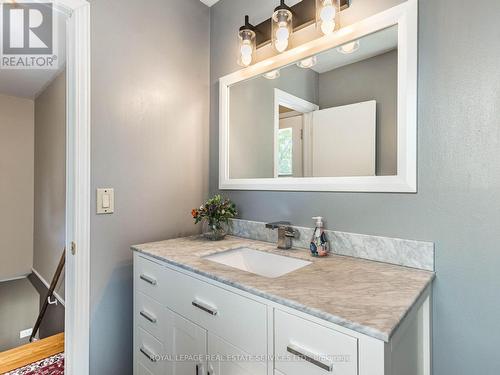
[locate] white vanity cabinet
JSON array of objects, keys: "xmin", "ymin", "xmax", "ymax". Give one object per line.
[
  {"xmin": 134, "ymin": 254, "xmax": 267, "ymax": 375},
  {"xmin": 133, "ymin": 252, "xmax": 431, "ymax": 375}
]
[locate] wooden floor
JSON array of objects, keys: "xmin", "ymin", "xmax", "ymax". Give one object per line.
[{"xmin": 0, "ymin": 333, "xmax": 64, "ymax": 374}]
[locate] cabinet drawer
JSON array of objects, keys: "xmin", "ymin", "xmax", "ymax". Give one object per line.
[
  {"xmin": 135, "ymin": 292, "xmax": 165, "ymax": 341},
  {"xmin": 137, "ymin": 363, "xmax": 154, "ymax": 375},
  {"xmin": 162, "ymin": 266, "xmax": 267, "ymax": 357},
  {"xmin": 275, "ymin": 310, "xmax": 358, "ymax": 375},
  {"xmin": 136, "ymin": 327, "xmax": 164, "ymax": 375},
  {"xmin": 135, "ymin": 255, "xmax": 164, "ymax": 302}
]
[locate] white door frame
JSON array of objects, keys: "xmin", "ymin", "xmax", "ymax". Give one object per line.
[
  {"xmin": 54, "ymin": 0, "xmax": 91, "ymax": 374},
  {"xmin": 273, "ymin": 89, "xmax": 319, "ymax": 178}
]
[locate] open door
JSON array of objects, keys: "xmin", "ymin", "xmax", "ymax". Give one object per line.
[{"xmin": 307, "ymin": 100, "xmax": 377, "ymax": 177}]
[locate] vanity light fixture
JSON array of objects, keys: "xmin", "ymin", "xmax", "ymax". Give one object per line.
[
  {"xmin": 337, "ymin": 40, "xmax": 360, "ymax": 54},
  {"xmin": 263, "ymin": 70, "xmax": 281, "ymax": 80},
  {"xmin": 316, "ymin": 0, "xmax": 341, "ymax": 35},
  {"xmin": 237, "ymin": 15, "xmax": 257, "ymax": 67},
  {"xmin": 272, "ymin": 0, "xmax": 293, "ymax": 53},
  {"xmin": 297, "ymin": 56, "xmax": 318, "ymax": 69},
  {"xmin": 235, "ymin": 0, "xmax": 351, "ymax": 67}
]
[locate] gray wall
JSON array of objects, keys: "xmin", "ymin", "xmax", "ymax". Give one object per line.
[
  {"xmin": 89, "ymin": 0, "xmax": 210, "ymax": 373},
  {"xmin": 0, "ymin": 94, "xmax": 34, "ymax": 281},
  {"xmin": 33, "ymin": 70, "xmax": 66, "ymax": 297},
  {"xmin": 0, "ymin": 278, "xmax": 39, "ymax": 351},
  {"xmin": 319, "ymin": 50, "xmax": 398, "ymax": 175},
  {"xmin": 230, "ymin": 66, "xmax": 318, "ymax": 178},
  {"xmin": 210, "ymin": 0, "xmax": 500, "ymax": 374}
]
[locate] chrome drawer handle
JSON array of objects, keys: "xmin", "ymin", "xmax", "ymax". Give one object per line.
[
  {"xmin": 140, "ymin": 274, "xmax": 157, "ymax": 285},
  {"xmin": 140, "ymin": 310, "xmax": 157, "ymax": 324},
  {"xmin": 140, "ymin": 346, "xmax": 157, "ymax": 363},
  {"xmin": 287, "ymin": 344, "xmax": 333, "ymax": 372},
  {"xmin": 192, "ymin": 299, "xmax": 218, "ymax": 316}
]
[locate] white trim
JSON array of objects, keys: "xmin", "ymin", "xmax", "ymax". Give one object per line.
[
  {"xmin": 31, "ymin": 268, "xmax": 66, "ymax": 306},
  {"xmin": 273, "ymin": 89, "xmax": 319, "ymax": 178},
  {"xmin": 421, "ymin": 293, "xmax": 432, "ymax": 375},
  {"xmin": 59, "ymin": 0, "xmax": 91, "ymax": 374},
  {"xmin": 279, "ymin": 110, "xmax": 303, "ymax": 119},
  {"xmin": 219, "ymin": 0, "xmax": 418, "ymax": 193},
  {"xmin": 0, "ymin": 274, "xmax": 30, "ymax": 283}
]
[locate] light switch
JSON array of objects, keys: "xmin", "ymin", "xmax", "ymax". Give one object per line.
[
  {"xmin": 102, "ymin": 194, "xmax": 110, "ymax": 208},
  {"xmin": 97, "ymin": 188, "xmax": 114, "ymax": 214}
]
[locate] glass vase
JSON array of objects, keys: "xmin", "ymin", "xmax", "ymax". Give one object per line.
[{"xmin": 202, "ymin": 221, "xmax": 228, "ymax": 241}]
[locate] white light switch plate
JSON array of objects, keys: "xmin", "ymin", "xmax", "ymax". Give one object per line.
[
  {"xmin": 20, "ymin": 328, "xmax": 33, "ymax": 339},
  {"xmin": 97, "ymin": 188, "xmax": 114, "ymax": 214}
]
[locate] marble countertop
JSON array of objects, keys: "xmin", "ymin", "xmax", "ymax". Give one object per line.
[{"xmin": 131, "ymin": 235, "xmax": 434, "ymax": 342}]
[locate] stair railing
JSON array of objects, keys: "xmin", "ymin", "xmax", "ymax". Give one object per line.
[{"xmin": 30, "ymin": 248, "xmax": 66, "ymax": 342}]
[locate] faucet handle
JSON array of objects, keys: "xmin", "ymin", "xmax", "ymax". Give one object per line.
[
  {"xmin": 265, "ymin": 221, "xmax": 291, "ymax": 230},
  {"xmin": 284, "ymin": 228, "xmax": 297, "ymax": 238}
]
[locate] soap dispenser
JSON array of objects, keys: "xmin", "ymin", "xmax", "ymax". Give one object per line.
[{"xmin": 310, "ymin": 217, "xmax": 330, "ymax": 257}]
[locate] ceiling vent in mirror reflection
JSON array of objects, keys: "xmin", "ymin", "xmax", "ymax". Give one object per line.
[
  {"xmin": 337, "ymin": 40, "xmax": 360, "ymax": 54},
  {"xmin": 263, "ymin": 70, "xmax": 281, "ymax": 80},
  {"xmin": 297, "ymin": 56, "xmax": 318, "ymax": 69}
]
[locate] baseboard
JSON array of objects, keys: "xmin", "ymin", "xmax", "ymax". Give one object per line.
[
  {"xmin": 0, "ymin": 274, "xmax": 30, "ymax": 283},
  {"xmin": 31, "ymin": 268, "xmax": 65, "ymax": 306}
]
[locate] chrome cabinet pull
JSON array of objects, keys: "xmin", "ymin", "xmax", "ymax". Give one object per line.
[
  {"xmin": 140, "ymin": 274, "xmax": 157, "ymax": 285},
  {"xmin": 140, "ymin": 346, "xmax": 157, "ymax": 363},
  {"xmin": 287, "ymin": 344, "xmax": 333, "ymax": 372},
  {"xmin": 196, "ymin": 363, "xmax": 205, "ymax": 375},
  {"xmin": 140, "ymin": 310, "xmax": 157, "ymax": 324},
  {"xmin": 192, "ymin": 299, "xmax": 218, "ymax": 316}
]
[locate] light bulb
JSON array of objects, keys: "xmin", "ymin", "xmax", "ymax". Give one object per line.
[
  {"xmin": 321, "ymin": 21, "xmax": 335, "ymax": 35},
  {"xmin": 239, "ymin": 41, "xmax": 253, "ymax": 67},
  {"xmin": 240, "ymin": 43, "xmax": 252, "ymax": 56},
  {"xmin": 320, "ymin": 4, "xmax": 336, "ymax": 22},
  {"xmin": 337, "ymin": 40, "xmax": 360, "ymax": 54},
  {"xmin": 276, "ymin": 24, "xmax": 290, "ymax": 42},
  {"xmin": 272, "ymin": 7, "xmax": 292, "ymax": 53},
  {"xmin": 237, "ymin": 16, "xmax": 256, "ymax": 67},
  {"xmin": 240, "ymin": 53, "xmax": 252, "ymax": 67},
  {"xmin": 275, "ymin": 39, "xmax": 289, "ymax": 53}
]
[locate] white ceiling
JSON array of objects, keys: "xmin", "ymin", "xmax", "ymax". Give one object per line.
[
  {"xmin": 312, "ymin": 26, "xmax": 398, "ymax": 74},
  {"xmin": 199, "ymin": 0, "xmax": 220, "ymax": 6},
  {"xmin": 0, "ymin": 10, "xmax": 67, "ymax": 99}
]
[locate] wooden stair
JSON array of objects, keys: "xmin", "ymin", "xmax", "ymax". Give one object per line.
[{"xmin": 0, "ymin": 333, "xmax": 64, "ymax": 374}]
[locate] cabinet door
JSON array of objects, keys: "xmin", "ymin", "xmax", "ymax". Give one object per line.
[
  {"xmin": 207, "ymin": 333, "xmax": 267, "ymax": 375},
  {"xmin": 165, "ymin": 308, "xmax": 208, "ymax": 375}
]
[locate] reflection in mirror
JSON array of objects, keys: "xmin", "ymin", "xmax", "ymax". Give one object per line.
[{"xmin": 229, "ymin": 25, "xmax": 398, "ymax": 179}]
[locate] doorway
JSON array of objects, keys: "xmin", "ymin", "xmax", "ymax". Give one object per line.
[{"xmin": 0, "ymin": 1, "xmax": 90, "ymax": 374}]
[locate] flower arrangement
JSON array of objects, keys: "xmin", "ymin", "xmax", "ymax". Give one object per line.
[{"xmin": 192, "ymin": 195, "xmax": 237, "ymax": 240}]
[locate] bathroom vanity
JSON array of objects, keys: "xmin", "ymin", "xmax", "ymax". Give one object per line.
[{"xmin": 132, "ymin": 235, "xmax": 433, "ymax": 375}]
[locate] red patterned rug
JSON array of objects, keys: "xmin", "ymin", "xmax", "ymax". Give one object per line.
[{"xmin": 4, "ymin": 353, "xmax": 64, "ymax": 375}]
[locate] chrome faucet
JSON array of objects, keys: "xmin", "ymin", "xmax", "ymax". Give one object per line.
[{"xmin": 265, "ymin": 221, "xmax": 297, "ymax": 250}]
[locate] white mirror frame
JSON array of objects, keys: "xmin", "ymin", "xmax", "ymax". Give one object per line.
[{"xmin": 219, "ymin": 0, "xmax": 417, "ymax": 192}]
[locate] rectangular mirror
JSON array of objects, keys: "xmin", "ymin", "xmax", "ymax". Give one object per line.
[{"xmin": 219, "ymin": 1, "xmax": 417, "ymax": 192}]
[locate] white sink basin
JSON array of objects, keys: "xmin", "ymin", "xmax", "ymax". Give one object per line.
[{"xmin": 203, "ymin": 247, "xmax": 311, "ymax": 278}]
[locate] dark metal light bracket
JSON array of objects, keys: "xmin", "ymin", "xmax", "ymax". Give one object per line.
[{"xmin": 254, "ymin": 0, "xmax": 351, "ymax": 47}]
